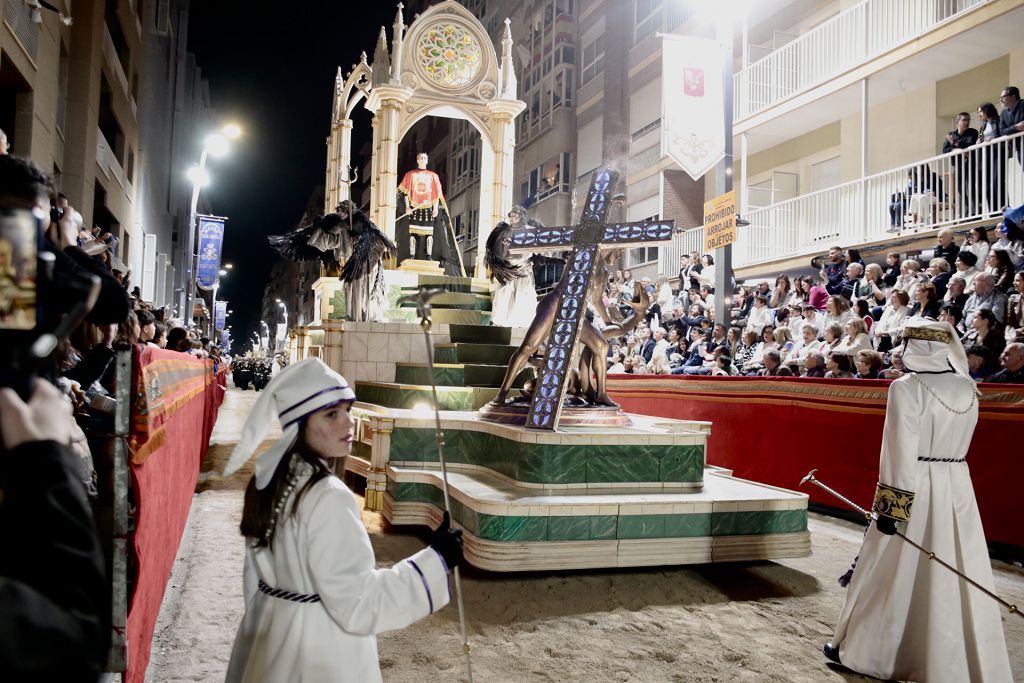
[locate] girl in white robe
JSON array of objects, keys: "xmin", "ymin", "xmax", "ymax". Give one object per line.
[
  {"xmin": 825, "ymin": 319, "xmax": 1012, "ymax": 682},
  {"xmin": 222, "ymin": 358, "xmax": 462, "ymax": 683}
]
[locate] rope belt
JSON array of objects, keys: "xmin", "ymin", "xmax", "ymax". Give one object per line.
[
  {"xmin": 258, "ymin": 578, "xmax": 322, "ymax": 604},
  {"xmin": 918, "ymin": 457, "xmax": 967, "ymax": 463}
]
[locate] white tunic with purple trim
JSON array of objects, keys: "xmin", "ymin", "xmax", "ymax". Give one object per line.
[{"xmin": 226, "ymin": 465, "xmax": 450, "ymax": 682}]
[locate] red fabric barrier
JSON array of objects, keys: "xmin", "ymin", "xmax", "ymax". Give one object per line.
[
  {"xmin": 609, "ymin": 375, "xmax": 1024, "ymax": 550},
  {"xmin": 125, "ymin": 347, "xmax": 225, "ymax": 683}
]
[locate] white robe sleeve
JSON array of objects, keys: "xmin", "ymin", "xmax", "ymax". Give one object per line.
[
  {"xmin": 306, "ymin": 482, "xmax": 451, "ymax": 636},
  {"xmin": 872, "ymin": 377, "xmax": 919, "ymax": 523},
  {"xmin": 242, "ymin": 549, "xmax": 258, "ymax": 605}
]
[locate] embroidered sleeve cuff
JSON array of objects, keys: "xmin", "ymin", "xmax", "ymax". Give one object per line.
[
  {"xmin": 873, "ymin": 482, "xmax": 915, "ymax": 522},
  {"xmin": 405, "ymin": 546, "xmax": 452, "ymax": 614}
]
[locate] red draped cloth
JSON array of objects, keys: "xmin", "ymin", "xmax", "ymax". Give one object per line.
[
  {"xmin": 609, "ymin": 375, "xmax": 1024, "ymax": 551},
  {"xmin": 125, "ymin": 346, "xmax": 226, "ymax": 683}
]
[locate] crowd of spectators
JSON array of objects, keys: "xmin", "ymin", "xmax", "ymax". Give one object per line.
[{"xmin": 602, "ymin": 211, "xmax": 1024, "ymax": 384}]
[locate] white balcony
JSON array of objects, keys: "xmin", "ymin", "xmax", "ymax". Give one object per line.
[
  {"xmin": 661, "ymin": 130, "xmax": 1024, "ymax": 275},
  {"xmin": 95, "ymin": 127, "xmax": 132, "ymax": 197},
  {"xmin": 734, "ymin": 0, "xmax": 991, "ymax": 123}
]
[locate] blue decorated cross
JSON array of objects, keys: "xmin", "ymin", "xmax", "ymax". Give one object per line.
[{"xmin": 508, "ymin": 167, "xmax": 675, "ymax": 430}]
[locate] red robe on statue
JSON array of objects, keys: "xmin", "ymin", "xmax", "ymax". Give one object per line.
[{"xmin": 398, "ymin": 169, "xmax": 444, "ymax": 212}]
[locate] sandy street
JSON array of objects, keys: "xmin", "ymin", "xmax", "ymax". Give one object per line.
[{"xmin": 146, "ymin": 389, "xmax": 1024, "ymax": 682}]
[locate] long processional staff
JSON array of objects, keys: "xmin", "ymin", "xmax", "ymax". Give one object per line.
[
  {"xmin": 824, "ymin": 317, "xmax": 1012, "ymax": 681},
  {"xmin": 222, "ymin": 358, "xmax": 464, "ymax": 682}
]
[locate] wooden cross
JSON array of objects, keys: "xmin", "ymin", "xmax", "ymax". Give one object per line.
[{"xmin": 508, "ymin": 167, "xmax": 675, "ymax": 430}]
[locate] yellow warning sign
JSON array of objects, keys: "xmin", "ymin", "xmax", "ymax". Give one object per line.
[{"xmin": 703, "ymin": 190, "xmax": 737, "ymax": 253}]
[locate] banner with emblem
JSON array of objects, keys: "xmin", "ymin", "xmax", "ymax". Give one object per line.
[
  {"xmin": 661, "ymin": 35, "xmax": 726, "ymax": 181},
  {"xmin": 214, "ymin": 301, "xmax": 227, "ymax": 331},
  {"xmin": 195, "ymin": 215, "xmax": 227, "ymax": 290}
]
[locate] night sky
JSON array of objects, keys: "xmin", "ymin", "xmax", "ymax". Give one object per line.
[{"xmin": 187, "ymin": 3, "xmax": 396, "ymax": 349}]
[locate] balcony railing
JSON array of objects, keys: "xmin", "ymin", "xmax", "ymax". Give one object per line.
[
  {"xmin": 96, "ymin": 127, "xmax": 132, "ymax": 196},
  {"xmin": 660, "ymin": 130, "xmax": 1024, "ymax": 274},
  {"xmin": 734, "ymin": 0, "xmax": 990, "ymax": 121}
]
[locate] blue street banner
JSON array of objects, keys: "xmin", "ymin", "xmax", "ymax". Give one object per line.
[
  {"xmin": 196, "ymin": 215, "xmax": 227, "ymax": 290},
  {"xmin": 215, "ymin": 301, "xmax": 227, "ymax": 331},
  {"xmin": 221, "ymin": 330, "xmax": 230, "ymax": 347}
]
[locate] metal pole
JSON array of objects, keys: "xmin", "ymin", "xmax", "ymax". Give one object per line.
[
  {"xmin": 184, "ymin": 147, "xmax": 209, "ymax": 330},
  {"xmin": 800, "ymin": 469, "xmax": 1021, "ymax": 619},
  {"xmin": 714, "ymin": 13, "xmax": 735, "ymax": 327}
]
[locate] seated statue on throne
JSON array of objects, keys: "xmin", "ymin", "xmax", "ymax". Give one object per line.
[{"xmin": 395, "ymin": 153, "xmax": 462, "ymax": 276}]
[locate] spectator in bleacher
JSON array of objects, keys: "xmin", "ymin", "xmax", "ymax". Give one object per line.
[
  {"xmin": 943, "ymin": 114, "xmax": 980, "ymax": 214},
  {"xmin": 933, "ymin": 229, "xmax": 960, "ymax": 269},
  {"xmin": 854, "ymin": 300, "xmax": 874, "ymax": 334},
  {"xmin": 680, "ymin": 252, "xmax": 703, "ymax": 291},
  {"xmin": 987, "ymin": 342, "xmax": 1024, "ymax": 383},
  {"xmin": 803, "ymin": 352, "xmax": 827, "ymax": 378},
  {"xmin": 825, "ymin": 353, "xmax": 855, "ymax": 379},
  {"xmin": 712, "ymin": 353, "xmax": 739, "ymax": 377},
  {"xmin": 874, "ymin": 289, "xmax": 911, "ymax": 352},
  {"xmin": 927, "ymin": 258, "xmax": 952, "ymax": 299},
  {"xmin": 880, "ymin": 348, "xmax": 906, "ymax": 380},
  {"xmin": 854, "ymin": 350, "xmax": 885, "ymax": 379},
  {"xmin": 987, "ymin": 249, "xmax": 1015, "ymax": 292},
  {"xmin": 824, "ymin": 295, "xmax": 855, "ymax": 330},
  {"xmin": 137, "ymin": 308, "xmax": 156, "ymax": 345},
  {"xmin": 909, "ymin": 281, "xmax": 941, "ymax": 319},
  {"xmin": 944, "ymin": 275, "xmax": 969, "ymax": 311},
  {"xmin": 769, "ymin": 274, "xmax": 791, "ymax": 309},
  {"xmin": 758, "ymin": 349, "xmax": 793, "ymax": 377},
  {"xmin": 775, "ymin": 306, "xmax": 792, "ymax": 333},
  {"xmin": 861, "ymin": 263, "xmax": 889, "ymax": 310},
  {"xmin": 833, "ymin": 319, "xmax": 872, "ymax": 359},
  {"xmin": 976, "ymin": 102, "xmax": 1006, "ymax": 212},
  {"xmin": 744, "ymin": 295, "xmax": 772, "ymax": 335},
  {"xmin": 939, "ymin": 303, "xmax": 964, "ymax": 332},
  {"xmin": 789, "ymin": 323, "xmax": 825, "ymax": 371},
  {"xmin": 607, "ymin": 352, "xmax": 625, "ymax": 374},
  {"xmin": 965, "ymin": 345, "xmax": 995, "ymax": 381},
  {"xmin": 1008, "ymin": 272, "xmax": 1024, "ymax": 332},
  {"xmin": 665, "ymin": 328, "xmax": 684, "ymax": 359},
  {"xmin": 845, "ymin": 248, "xmax": 865, "ymax": 268},
  {"xmin": 961, "ymin": 226, "xmax": 991, "ymax": 266},
  {"xmin": 647, "ymin": 353, "xmax": 673, "ymax": 375},
  {"xmin": 882, "ymin": 252, "xmax": 901, "ymax": 288},
  {"xmin": 788, "ymin": 276, "xmax": 809, "ymax": 307},
  {"xmin": 639, "ymin": 327, "xmax": 655, "ymax": 363},
  {"xmin": 774, "ymin": 327, "xmax": 796, "ymax": 363},
  {"xmin": 954, "ymin": 251, "xmax": 980, "ymax": 293},
  {"xmin": 151, "ymin": 322, "xmax": 167, "ymax": 349},
  {"xmin": 820, "ymin": 246, "xmax": 848, "ymax": 293},
  {"xmin": 827, "ymin": 262, "xmax": 860, "ymax": 301},
  {"xmin": 962, "ymin": 308, "xmax": 1005, "ymax": 367},
  {"xmin": 808, "ymin": 274, "xmax": 830, "ymax": 311},
  {"xmin": 799, "ymin": 303, "xmax": 823, "ymax": 336},
  {"xmin": 962, "ymin": 272, "xmax": 1008, "ymax": 329},
  {"xmin": 725, "ymin": 326, "xmax": 742, "ymax": 359},
  {"xmin": 694, "ymin": 254, "xmax": 715, "ymax": 290},
  {"xmin": 895, "ymin": 259, "xmax": 925, "ymax": 300},
  {"xmin": 166, "ymin": 326, "xmax": 191, "ymax": 353},
  {"xmin": 700, "ymin": 284, "xmax": 716, "ymax": 313},
  {"xmin": 994, "ymin": 207, "xmax": 1024, "ymax": 268},
  {"xmin": 822, "ymin": 322, "xmax": 844, "ymax": 358},
  {"xmin": 650, "ymin": 327, "xmax": 669, "ymax": 360},
  {"xmin": 735, "ymin": 330, "xmax": 761, "ymax": 374}
]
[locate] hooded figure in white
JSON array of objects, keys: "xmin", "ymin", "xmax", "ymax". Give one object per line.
[
  {"xmin": 826, "ymin": 318, "xmax": 1012, "ymax": 682},
  {"xmin": 222, "ymin": 358, "xmax": 457, "ymax": 683}
]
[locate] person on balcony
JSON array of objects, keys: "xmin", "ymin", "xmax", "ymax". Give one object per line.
[
  {"xmin": 906, "ymin": 165, "xmax": 944, "ymax": 227},
  {"xmin": 975, "ymin": 102, "xmax": 1006, "ymax": 213},
  {"xmin": 889, "ymin": 171, "xmax": 917, "ymax": 229},
  {"xmin": 997, "ymin": 86, "xmax": 1024, "ymax": 169},
  {"xmin": 824, "ymin": 318, "xmax": 1012, "ymax": 682},
  {"xmin": 943, "ymin": 113, "xmax": 980, "ymax": 216},
  {"xmin": 994, "ymin": 204, "xmax": 1024, "ymax": 268}
]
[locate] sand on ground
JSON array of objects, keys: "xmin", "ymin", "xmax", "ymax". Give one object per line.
[{"xmin": 146, "ymin": 388, "xmax": 1024, "ymax": 682}]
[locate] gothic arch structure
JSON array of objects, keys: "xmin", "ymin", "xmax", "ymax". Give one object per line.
[{"xmin": 325, "ymin": 1, "xmax": 525, "ymax": 278}]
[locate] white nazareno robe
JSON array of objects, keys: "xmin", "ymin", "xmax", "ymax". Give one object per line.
[
  {"xmin": 226, "ymin": 464, "xmax": 450, "ymax": 682},
  {"xmin": 831, "ymin": 373, "xmax": 1013, "ymax": 682},
  {"xmin": 490, "ymin": 253, "xmax": 538, "ymax": 328}
]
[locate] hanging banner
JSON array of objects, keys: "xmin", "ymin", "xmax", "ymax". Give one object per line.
[
  {"xmin": 214, "ymin": 301, "xmax": 227, "ymax": 331},
  {"xmin": 661, "ymin": 35, "xmax": 726, "ymax": 181},
  {"xmin": 221, "ymin": 330, "xmax": 230, "ymax": 347},
  {"xmin": 195, "ymin": 215, "xmax": 227, "ymax": 291}
]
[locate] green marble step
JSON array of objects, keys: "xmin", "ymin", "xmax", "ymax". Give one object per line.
[
  {"xmin": 398, "ymin": 292, "xmax": 492, "ymax": 311},
  {"xmin": 388, "ymin": 425, "xmax": 706, "ymax": 485},
  {"xmin": 355, "ymin": 381, "xmax": 500, "ymax": 411},
  {"xmin": 448, "ymin": 324, "xmax": 512, "ymax": 345},
  {"xmin": 386, "ymin": 308, "xmax": 491, "ymax": 325},
  {"xmin": 394, "ymin": 362, "xmax": 529, "ymax": 388},
  {"xmin": 434, "ymin": 342, "xmax": 517, "ymax": 365}
]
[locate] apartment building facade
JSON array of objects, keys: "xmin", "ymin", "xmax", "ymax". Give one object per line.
[{"xmin": 1, "ymin": 0, "xmax": 210, "ymax": 310}]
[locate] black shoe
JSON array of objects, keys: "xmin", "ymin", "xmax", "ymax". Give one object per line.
[{"xmin": 823, "ymin": 643, "xmax": 841, "ymax": 665}]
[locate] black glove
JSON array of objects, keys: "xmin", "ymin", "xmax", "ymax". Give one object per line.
[
  {"xmin": 428, "ymin": 511, "xmax": 464, "ymax": 569},
  {"xmin": 875, "ymin": 516, "xmax": 898, "ymax": 536}
]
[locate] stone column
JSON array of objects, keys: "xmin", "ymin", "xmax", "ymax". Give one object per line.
[
  {"xmin": 365, "ymin": 85, "xmax": 412, "ymax": 241},
  {"xmin": 336, "ymin": 118, "xmax": 354, "ymax": 204},
  {"xmin": 483, "ymin": 100, "xmax": 526, "ymax": 277}
]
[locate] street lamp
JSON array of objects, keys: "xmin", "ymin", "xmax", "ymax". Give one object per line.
[
  {"xmin": 209, "ymin": 267, "xmax": 230, "ymax": 337},
  {"xmin": 182, "ymin": 123, "xmax": 243, "ymax": 331},
  {"xmin": 277, "ymin": 301, "xmax": 288, "ymax": 353}
]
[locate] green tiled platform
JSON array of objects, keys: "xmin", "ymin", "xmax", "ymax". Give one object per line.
[
  {"xmin": 398, "ymin": 292, "xmax": 491, "ymax": 311},
  {"xmin": 394, "ymin": 363, "xmax": 529, "ymax": 388},
  {"xmin": 382, "ymin": 466, "xmax": 810, "ymax": 572},
  {"xmin": 386, "ymin": 308, "xmax": 491, "ymax": 325},
  {"xmin": 355, "ymin": 381, "xmax": 499, "ymax": 411},
  {"xmin": 433, "ymin": 342, "xmax": 517, "ymax": 365},
  {"xmin": 448, "ymin": 324, "xmax": 512, "ymax": 345}
]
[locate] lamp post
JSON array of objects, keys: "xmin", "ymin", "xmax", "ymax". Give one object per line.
[
  {"xmin": 209, "ymin": 265, "xmax": 231, "ymax": 337},
  {"xmin": 182, "ymin": 124, "xmax": 242, "ymax": 330},
  {"xmin": 276, "ymin": 300, "xmax": 288, "ymax": 354}
]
